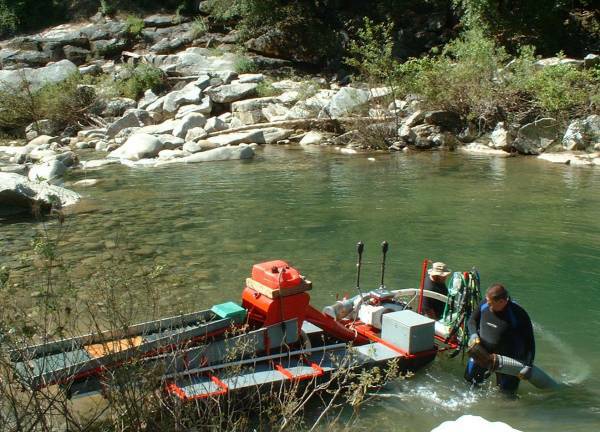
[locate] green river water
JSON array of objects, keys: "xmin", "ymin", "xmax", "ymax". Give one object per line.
[{"xmin": 2, "ymin": 146, "xmax": 600, "ymax": 431}]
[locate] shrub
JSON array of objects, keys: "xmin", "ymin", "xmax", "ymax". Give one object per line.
[
  {"xmin": 0, "ymin": 73, "xmax": 99, "ymax": 134},
  {"xmin": 0, "ymin": 0, "xmax": 18, "ymax": 36},
  {"xmin": 125, "ymin": 15, "xmax": 145, "ymax": 37},
  {"xmin": 115, "ymin": 63, "xmax": 167, "ymax": 100},
  {"xmin": 190, "ymin": 16, "xmax": 208, "ymax": 39}
]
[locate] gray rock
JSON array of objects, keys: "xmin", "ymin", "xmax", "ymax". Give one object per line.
[
  {"xmin": 185, "ymin": 127, "xmax": 208, "ymax": 141},
  {"xmin": 175, "ymin": 97, "xmax": 212, "ymax": 118},
  {"xmin": 156, "ymin": 47, "xmax": 238, "ymax": 75},
  {"xmin": 138, "ymin": 89, "xmax": 159, "ymax": 110},
  {"xmin": 150, "ymin": 36, "xmax": 191, "ymax": 55},
  {"xmin": 108, "ymin": 133, "xmax": 164, "ymax": 160},
  {"xmin": 322, "ymin": 87, "xmax": 369, "ymax": 118},
  {"xmin": 0, "ymin": 49, "xmax": 51, "ymax": 68},
  {"xmin": 156, "ymin": 134, "xmax": 185, "ymax": 149},
  {"xmin": 206, "ymin": 130, "xmax": 264, "ymax": 147},
  {"xmin": 158, "ymin": 149, "xmax": 186, "ymax": 160},
  {"xmin": 138, "ymin": 119, "xmax": 179, "ymax": 135},
  {"xmin": 0, "ymin": 60, "xmax": 78, "ymax": 93},
  {"xmin": 490, "ymin": 122, "xmax": 513, "ymax": 150},
  {"xmin": 182, "ymin": 141, "xmax": 204, "ymax": 153},
  {"xmin": 78, "ymin": 63, "xmax": 102, "ymax": 75},
  {"xmin": 90, "ymin": 38, "xmax": 127, "ymax": 56},
  {"xmin": 63, "ymin": 45, "xmax": 90, "ymax": 65},
  {"xmin": 404, "ymin": 110, "xmax": 425, "ymax": 127},
  {"xmin": 173, "ymin": 113, "xmax": 207, "ymax": 138},
  {"xmin": 562, "ymin": 120, "xmax": 586, "ymax": 151},
  {"xmin": 28, "ymin": 135, "xmax": 58, "ymax": 147},
  {"xmin": 27, "ymin": 160, "xmax": 67, "ymax": 183},
  {"xmin": 176, "ymin": 145, "xmax": 254, "ymax": 163},
  {"xmin": 107, "ymin": 110, "xmax": 152, "ymax": 138},
  {"xmin": 102, "ymin": 97, "xmax": 137, "ymax": 117},
  {"xmin": 0, "ymin": 172, "xmax": 80, "ymax": 210},
  {"xmin": 163, "ymin": 83, "xmax": 203, "ymax": 114},
  {"xmin": 144, "ymin": 14, "xmax": 178, "ymax": 28},
  {"xmin": 204, "ymin": 117, "xmax": 228, "ymax": 133},
  {"xmin": 412, "ymin": 124, "xmax": 441, "ymax": 149},
  {"xmin": 299, "ymin": 131, "xmax": 324, "ymax": 145},
  {"xmin": 206, "ymin": 83, "xmax": 258, "ymax": 103},
  {"xmin": 237, "ymin": 73, "xmax": 265, "ymax": 84},
  {"xmin": 513, "ymin": 118, "xmax": 559, "ymax": 155},
  {"xmin": 534, "ymin": 57, "xmax": 584, "ymax": 70},
  {"xmin": 262, "ymin": 104, "xmax": 290, "ymax": 123},
  {"xmin": 584, "ymin": 54, "xmax": 599, "ymax": 68}
]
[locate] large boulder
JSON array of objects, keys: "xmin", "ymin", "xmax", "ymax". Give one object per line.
[
  {"xmin": 563, "ymin": 115, "xmax": 600, "ymax": 151},
  {"xmin": 108, "ymin": 133, "xmax": 163, "ymax": 160},
  {"xmin": 322, "ymin": 87, "xmax": 369, "ymax": 118},
  {"xmin": 0, "ymin": 172, "xmax": 80, "ymax": 212},
  {"xmin": 205, "ymin": 83, "xmax": 258, "ymax": 104},
  {"xmin": 512, "ymin": 118, "xmax": 559, "ymax": 155},
  {"xmin": 0, "ymin": 60, "xmax": 78, "ymax": 92}
]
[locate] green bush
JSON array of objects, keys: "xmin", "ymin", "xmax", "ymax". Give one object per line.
[
  {"xmin": 115, "ymin": 64, "xmax": 167, "ymax": 100},
  {"xmin": 255, "ymin": 81, "xmax": 281, "ymax": 98},
  {"xmin": 0, "ymin": 0, "xmax": 18, "ymax": 36},
  {"xmin": 234, "ymin": 56, "xmax": 258, "ymax": 74},
  {"xmin": 0, "ymin": 73, "xmax": 99, "ymax": 133},
  {"xmin": 125, "ymin": 15, "xmax": 145, "ymax": 37}
]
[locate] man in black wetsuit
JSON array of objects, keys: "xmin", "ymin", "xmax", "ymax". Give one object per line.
[
  {"xmin": 422, "ymin": 262, "xmax": 450, "ymax": 319},
  {"xmin": 465, "ymin": 283, "xmax": 535, "ymax": 393}
]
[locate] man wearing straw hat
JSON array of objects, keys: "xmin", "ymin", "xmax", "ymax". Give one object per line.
[{"xmin": 423, "ymin": 262, "xmax": 451, "ymax": 319}]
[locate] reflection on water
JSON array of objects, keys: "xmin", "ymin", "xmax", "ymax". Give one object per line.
[{"xmin": 2, "ymin": 147, "xmax": 600, "ymax": 431}]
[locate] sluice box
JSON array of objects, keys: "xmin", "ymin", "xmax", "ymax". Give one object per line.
[{"xmin": 381, "ymin": 310, "xmax": 435, "ymax": 354}]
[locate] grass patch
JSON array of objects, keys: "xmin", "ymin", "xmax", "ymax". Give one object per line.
[
  {"xmin": 234, "ymin": 55, "xmax": 259, "ymax": 74},
  {"xmin": 190, "ymin": 17, "xmax": 208, "ymax": 39},
  {"xmin": 255, "ymin": 81, "xmax": 281, "ymax": 98}
]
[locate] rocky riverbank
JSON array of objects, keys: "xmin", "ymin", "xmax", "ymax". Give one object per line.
[{"xmin": 1, "ymin": 13, "xmax": 599, "ymax": 215}]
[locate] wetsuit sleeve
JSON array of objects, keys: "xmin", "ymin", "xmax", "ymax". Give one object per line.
[
  {"xmin": 518, "ymin": 308, "xmax": 535, "ymax": 365},
  {"xmin": 467, "ymin": 301, "xmax": 482, "ymax": 336}
]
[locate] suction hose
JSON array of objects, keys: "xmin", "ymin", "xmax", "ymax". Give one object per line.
[
  {"xmin": 469, "ymin": 344, "xmax": 560, "ymax": 390},
  {"xmin": 493, "ymin": 354, "xmax": 561, "ymax": 390}
]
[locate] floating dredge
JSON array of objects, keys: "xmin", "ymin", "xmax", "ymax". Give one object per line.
[{"xmin": 10, "ymin": 242, "xmax": 484, "ymax": 401}]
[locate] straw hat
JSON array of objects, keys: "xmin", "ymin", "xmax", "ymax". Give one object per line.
[{"xmin": 428, "ymin": 262, "xmax": 451, "ymax": 277}]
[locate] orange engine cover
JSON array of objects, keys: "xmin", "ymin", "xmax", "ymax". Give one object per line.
[{"xmin": 243, "ymin": 260, "xmax": 310, "ymax": 327}]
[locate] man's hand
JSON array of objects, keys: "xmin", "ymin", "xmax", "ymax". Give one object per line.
[
  {"xmin": 468, "ymin": 333, "xmax": 480, "ymax": 350},
  {"xmin": 518, "ymin": 365, "xmax": 533, "ymax": 380}
]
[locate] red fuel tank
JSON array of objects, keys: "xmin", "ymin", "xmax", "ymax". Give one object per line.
[{"xmin": 251, "ymin": 260, "xmax": 302, "ymax": 289}]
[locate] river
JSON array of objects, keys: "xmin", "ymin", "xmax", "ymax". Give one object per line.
[{"xmin": 2, "ymin": 146, "xmax": 599, "ymax": 431}]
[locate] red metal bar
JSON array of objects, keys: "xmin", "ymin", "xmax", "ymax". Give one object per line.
[
  {"xmin": 417, "ymin": 258, "xmax": 430, "ymax": 314},
  {"xmin": 166, "ymin": 374, "xmax": 228, "ymax": 401},
  {"xmin": 274, "ymin": 362, "xmax": 324, "ymax": 381}
]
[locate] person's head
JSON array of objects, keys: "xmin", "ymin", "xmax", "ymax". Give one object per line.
[
  {"xmin": 428, "ymin": 262, "xmax": 451, "ymax": 283},
  {"xmin": 486, "ymin": 283, "xmax": 509, "ymax": 312}
]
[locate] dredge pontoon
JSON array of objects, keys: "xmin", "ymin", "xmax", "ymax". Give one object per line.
[{"xmin": 11, "ymin": 242, "xmax": 485, "ymax": 400}]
